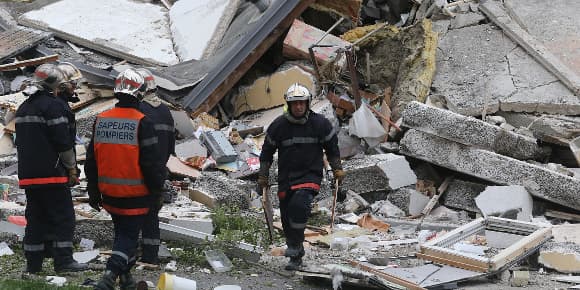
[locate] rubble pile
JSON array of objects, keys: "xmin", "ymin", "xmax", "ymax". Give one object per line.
[{"xmin": 0, "ymin": 0, "xmax": 579, "ymax": 289}]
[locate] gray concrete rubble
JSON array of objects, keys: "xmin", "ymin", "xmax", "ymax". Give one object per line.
[
  {"xmin": 539, "ymin": 241, "xmax": 580, "ymax": 274},
  {"xmin": 401, "ymin": 101, "xmax": 549, "ymax": 160},
  {"xmin": 441, "ymin": 179, "xmax": 486, "ymax": 213},
  {"xmin": 475, "ymin": 185, "xmax": 533, "ymax": 221},
  {"xmin": 497, "ymin": 112, "xmax": 580, "ymax": 145},
  {"xmin": 341, "ymin": 153, "xmax": 417, "ymax": 194},
  {"xmin": 193, "ymin": 171, "xmax": 251, "ymax": 209},
  {"xmin": 400, "ymin": 129, "xmax": 580, "ymax": 211},
  {"xmin": 432, "ymin": 24, "xmax": 579, "ymax": 116},
  {"xmin": 386, "ymin": 188, "xmax": 429, "ymax": 216}
]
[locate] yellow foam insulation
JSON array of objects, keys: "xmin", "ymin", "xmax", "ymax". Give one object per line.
[{"xmin": 311, "ymin": 0, "xmax": 362, "ymax": 22}]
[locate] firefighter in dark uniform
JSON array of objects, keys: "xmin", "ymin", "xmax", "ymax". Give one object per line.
[
  {"xmin": 16, "ymin": 64, "xmax": 88, "ymax": 274},
  {"xmin": 136, "ymin": 68, "xmax": 175, "ymax": 265},
  {"xmin": 258, "ymin": 83, "xmax": 345, "ymax": 270},
  {"xmin": 86, "ymin": 68, "xmax": 165, "ymax": 290}
]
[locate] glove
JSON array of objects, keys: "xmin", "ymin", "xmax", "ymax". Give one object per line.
[
  {"xmin": 67, "ymin": 167, "xmax": 80, "ymax": 187},
  {"xmin": 257, "ymin": 175, "xmax": 269, "ymax": 195},
  {"xmin": 88, "ymin": 188, "xmax": 101, "ymax": 212},
  {"xmin": 333, "ymin": 169, "xmax": 346, "ymax": 185}
]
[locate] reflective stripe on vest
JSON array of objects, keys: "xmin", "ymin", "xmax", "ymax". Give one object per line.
[
  {"xmin": 94, "ymin": 108, "xmax": 149, "ymax": 201},
  {"xmin": 19, "ymin": 176, "xmax": 68, "ymax": 186},
  {"xmin": 103, "ymin": 203, "xmax": 149, "ymax": 216}
]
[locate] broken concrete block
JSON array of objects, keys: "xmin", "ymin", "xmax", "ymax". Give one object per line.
[
  {"xmin": 171, "ymin": 110, "xmax": 196, "ymax": 138},
  {"xmin": 511, "ymin": 270, "xmax": 529, "ymax": 287},
  {"xmin": 337, "ymin": 128, "xmax": 364, "ymax": 159},
  {"xmin": 497, "ymin": 112, "xmax": 580, "ymax": 146},
  {"xmin": 342, "ymin": 154, "xmax": 417, "ymax": 194},
  {"xmin": 168, "ymin": 218, "xmax": 213, "ymax": 235},
  {"xmin": 169, "ymin": 0, "xmax": 240, "ymax": 61},
  {"xmin": 233, "ymin": 65, "xmax": 316, "ymax": 117},
  {"xmin": 441, "ymin": 179, "xmax": 486, "ymax": 213},
  {"xmin": 371, "ymin": 200, "xmax": 405, "ymax": 218},
  {"xmin": 475, "ymin": 185, "xmax": 533, "ymax": 222},
  {"xmin": 401, "ymin": 101, "xmax": 548, "ymax": 160},
  {"xmin": 400, "ymin": 129, "xmax": 580, "ymax": 211},
  {"xmin": 387, "ymin": 188, "xmax": 429, "ymax": 216},
  {"xmin": 192, "ymin": 172, "xmax": 250, "ymax": 209},
  {"xmin": 539, "ymin": 242, "xmax": 580, "ymax": 274},
  {"xmin": 427, "ymin": 206, "xmax": 460, "ymax": 222}
]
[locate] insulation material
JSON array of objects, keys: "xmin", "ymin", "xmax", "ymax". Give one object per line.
[
  {"xmin": 169, "ymin": 0, "xmax": 241, "ymax": 61},
  {"xmin": 20, "ymin": 0, "xmax": 178, "ymax": 66},
  {"xmin": 348, "ymin": 104, "xmax": 387, "ymax": 148},
  {"xmin": 233, "ymin": 66, "xmax": 316, "ymax": 117}
]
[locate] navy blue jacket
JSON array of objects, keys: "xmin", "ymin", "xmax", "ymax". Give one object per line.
[
  {"xmin": 138, "ymin": 101, "xmax": 175, "ymax": 165},
  {"xmin": 16, "ymin": 90, "xmax": 73, "ymax": 189},
  {"xmin": 260, "ymin": 111, "xmax": 340, "ymax": 193}
]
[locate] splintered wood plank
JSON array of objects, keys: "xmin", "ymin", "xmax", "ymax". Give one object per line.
[
  {"xmin": 0, "ymin": 54, "xmax": 59, "ymax": 71},
  {"xmin": 0, "ymin": 27, "xmax": 51, "ymax": 62}
]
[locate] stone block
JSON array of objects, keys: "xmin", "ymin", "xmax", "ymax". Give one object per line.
[
  {"xmin": 400, "ymin": 129, "xmax": 580, "ymax": 211},
  {"xmin": 401, "ymin": 101, "xmax": 548, "ymax": 160},
  {"xmin": 475, "ymin": 185, "xmax": 533, "ymax": 221},
  {"xmin": 539, "ymin": 242, "xmax": 580, "ymax": 274},
  {"xmin": 441, "ymin": 179, "xmax": 486, "ymax": 212},
  {"xmin": 342, "ymin": 154, "xmax": 417, "ymax": 194}
]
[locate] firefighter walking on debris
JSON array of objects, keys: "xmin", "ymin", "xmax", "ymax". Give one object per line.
[
  {"xmin": 136, "ymin": 68, "xmax": 175, "ymax": 265},
  {"xmin": 16, "ymin": 64, "xmax": 89, "ymax": 274},
  {"xmin": 85, "ymin": 68, "xmax": 165, "ymax": 290},
  {"xmin": 258, "ymin": 83, "xmax": 345, "ymax": 271}
]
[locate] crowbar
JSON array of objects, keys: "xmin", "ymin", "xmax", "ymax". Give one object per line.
[
  {"xmin": 330, "ymin": 179, "xmax": 339, "ymax": 230},
  {"xmin": 262, "ymin": 187, "xmax": 275, "ymax": 243}
]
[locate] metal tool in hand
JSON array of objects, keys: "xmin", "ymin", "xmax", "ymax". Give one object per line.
[
  {"xmin": 262, "ymin": 186, "xmax": 275, "ymax": 244},
  {"xmin": 330, "ymin": 179, "xmax": 339, "ymax": 231}
]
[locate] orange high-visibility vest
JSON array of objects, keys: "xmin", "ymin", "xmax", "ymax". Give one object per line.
[{"xmin": 94, "ymin": 107, "xmax": 149, "ymax": 216}]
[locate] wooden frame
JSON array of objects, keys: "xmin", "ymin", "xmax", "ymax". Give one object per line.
[{"xmin": 419, "ymin": 217, "xmax": 552, "ymax": 273}]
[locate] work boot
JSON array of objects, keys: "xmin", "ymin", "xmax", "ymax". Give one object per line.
[
  {"xmin": 284, "ymin": 244, "xmax": 304, "ymax": 258},
  {"xmin": 94, "ymin": 270, "xmax": 118, "ymax": 290},
  {"xmin": 24, "ymin": 255, "xmax": 43, "ymax": 274},
  {"xmin": 55, "ymin": 261, "xmax": 89, "ymax": 273},
  {"xmin": 284, "ymin": 256, "xmax": 303, "ymax": 271},
  {"xmin": 119, "ymin": 272, "xmax": 137, "ymax": 290}
]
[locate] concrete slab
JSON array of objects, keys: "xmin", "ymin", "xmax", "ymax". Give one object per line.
[
  {"xmin": 449, "ymin": 12, "xmax": 486, "ymax": 30},
  {"xmin": 504, "ymin": 0, "xmax": 580, "ymax": 75},
  {"xmin": 539, "ymin": 242, "xmax": 580, "ymax": 274},
  {"xmin": 341, "ymin": 153, "xmax": 417, "ymax": 194},
  {"xmin": 192, "ymin": 172, "xmax": 251, "ymax": 209},
  {"xmin": 552, "ymin": 224, "xmax": 580, "ymax": 245},
  {"xmin": 175, "ymin": 139, "xmax": 207, "ymax": 159},
  {"xmin": 441, "ymin": 179, "xmax": 486, "ymax": 213},
  {"xmin": 170, "ymin": 0, "xmax": 240, "ymax": 62},
  {"xmin": 433, "ymin": 23, "xmax": 579, "ymax": 116},
  {"xmin": 20, "ymin": 0, "xmax": 178, "ymax": 66},
  {"xmin": 402, "ymin": 101, "xmax": 548, "ymax": 160},
  {"xmin": 475, "ymin": 185, "xmax": 533, "ymax": 221},
  {"xmin": 497, "ymin": 112, "xmax": 580, "ymax": 145},
  {"xmin": 400, "ymin": 129, "xmax": 580, "ymax": 211}
]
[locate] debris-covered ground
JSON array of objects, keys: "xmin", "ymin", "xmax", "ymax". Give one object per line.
[{"xmin": 0, "ymin": 0, "xmax": 580, "ymax": 289}]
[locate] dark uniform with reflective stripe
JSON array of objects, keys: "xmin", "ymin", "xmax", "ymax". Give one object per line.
[
  {"xmin": 138, "ymin": 99, "xmax": 174, "ymax": 264},
  {"xmin": 259, "ymin": 110, "xmax": 340, "ymax": 252},
  {"xmin": 15, "ymin": 89, "xmax": 77, "ymax": 272},
  {"xmin": 85, "ymin": 95, "xmax": 165, "ymax": 276}
]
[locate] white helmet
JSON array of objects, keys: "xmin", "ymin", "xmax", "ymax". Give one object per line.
[
  {"xmin": 114, "ymin": 68, "xmax": 146, "ymax": 99},
  {"xmin": 57, "ymin": 62, "xmax": 83, "ymax": 83},
  {"xmin": 136, "ymin": 68, "xmax": 156, "ymax": 93},
  {"xmin": 284, "ymin": 83, "xmax": 311, "ymax": 103},
  {"xmin": 32, "ymin": 63, "xmax": 66, "ymax": 91}
]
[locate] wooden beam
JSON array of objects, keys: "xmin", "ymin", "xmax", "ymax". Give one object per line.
[
  {"xmin": 192, "ymin": 0, "xmax": 315, "ymax": 117},
  {"xmin": 545, "ymin": 209, "xmax": 580, "ymax": 222},
  {"xmin": 0, "ymin": 54, "xmax": 58, "ymax": 71},
  {"xmin": 416, "ymin": 252, "xmax": 488, "ymax": 273},
  {"xmin": 480, "ymin": 1, "xmax": 580, "ymax": 96}
]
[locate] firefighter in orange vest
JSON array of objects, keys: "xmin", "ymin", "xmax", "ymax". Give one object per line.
[{"xmin": 85, "ymin": 68, "xmax": 165, "ymax": 290}]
